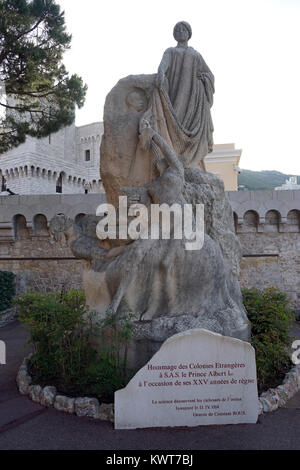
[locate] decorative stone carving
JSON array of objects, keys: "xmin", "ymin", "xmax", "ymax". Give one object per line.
[
  {"xmin": 50, "ymin": 135, "xmax": 250, "ymax": 371},
  {"xmin": 51, "ymin": 22, "xmax": 250, "ymax": 373},
  {"xmin": 152, "ymin": 21, "xmax": 214, "ymax": 170},
  {"xmin": 100, "ymin": 75, "xmax": 155, "ymax": 207},
  {"xmin": 101, "ymin": 22, "xmax": 214, "ymax": 208}
]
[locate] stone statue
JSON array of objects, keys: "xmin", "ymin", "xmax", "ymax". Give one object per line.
[
  {"xmin": 51, "ymin": 122, "xmax": 250, "ymax": 371},
  {"xmin": 149, "ymin": 21, "xmax": 214, "ymax": 172},
  {"xmin": 51, "ymin": 23, "xmax": 250, "ymax": 372},
  {"xmin": 100, "ymin": 22, "xmax": 214, "ymax": 207}
]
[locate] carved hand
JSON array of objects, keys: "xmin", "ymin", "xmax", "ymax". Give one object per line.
[
  {"xmin": 139, "ymin": 121, "xmax": 155, "ymax": 151},
  {"xmin": 197, "ymin": 71, "xmax": 207, "ymax": 81}
]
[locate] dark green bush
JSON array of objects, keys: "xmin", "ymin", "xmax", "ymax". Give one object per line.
[
  {"xmin": 242, "ymin": 287, "xmax": 295, "ymax": 393},
  {"xmin": 16, "ymin": 290, "xmax": 134, "ymax": 401},
  {"xmin": 0, "ymin": 271, "xmax": 16, "ymax": 312}
]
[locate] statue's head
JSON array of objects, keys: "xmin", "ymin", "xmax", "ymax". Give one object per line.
[{"xmin": 173, "ymin": 21, "xmax": 192, "ymax": 43}]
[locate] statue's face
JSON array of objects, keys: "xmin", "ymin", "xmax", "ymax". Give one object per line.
[
  {"xmin": 126, "ymin": 90, "xmax": 147, "ymax": 113},
  {"xmin": 174, "ymin": 24, "xmax": 189, "ymax": 43}
]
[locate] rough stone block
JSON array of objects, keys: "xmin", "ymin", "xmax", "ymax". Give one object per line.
[
  {"xmin": 17, "ymin": 369, "xmax": 32, "ymax": 395},
  {"xmin": 75, "ymin": 397, "xmax": 99, "ymax": 419},
  {"xmin": 54, "ymin": 396, "xmax": 75, "ymax": 414},
  {"xmin": 28, "ymin": 385, "xmax": 42, "ymax": 404},
  {"xmin": 40, "ymin": 386, "xmax": 57, "ymax": 407},
  {"xmin": 99, "ymin": 403, "xmax": 114, "ymax": 422}
]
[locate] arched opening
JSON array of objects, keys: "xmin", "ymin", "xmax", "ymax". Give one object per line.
[
  {"xmin": 287, "ymin": 210, "xmax": 300, "ymax": 231},
  {"xmin": 265, "ymin": 210, "xmax": 280, "ymax": 232},
  {"xmin": 233, "ymin": 212, "xmax": 238, "ymax": 233},
  {"xmin": 13, "ymin": 214, "xmax": 29, "ymax": 240},
  {"xmin": 243, "ymin": 210, "xmax": 259, "ymax": 232},
  {"xmin": 1, "ymin": 175, "xmax": 6, "ymax": 192},
  {"xmin": 56, "ymin": 172, "xmax": 63, "ymax": 194},
  {"xmin": 75, "ymin": 213, "xmax": 86, "ymax": 225},
  {"xmin": 33, "ymin": 214, "xmax": 49, "ymax": 236}
]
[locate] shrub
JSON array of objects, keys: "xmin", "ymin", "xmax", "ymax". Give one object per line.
[
  {"xmin": 242, "ymin": 287, "xmax": 295, "ymax": 393},
  {"xmin": 15, "ymin": 290, "xmax": 134, "ymax": 401},
  {"xmin": 0, "ymin": 271, "xmax": 16, "ymax": 312},
  {"xmin": 83, "ymin": 308, "xmax": 135, "ymax": 399}
]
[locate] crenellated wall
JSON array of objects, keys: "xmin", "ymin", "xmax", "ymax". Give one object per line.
[{"xmin": 0, "ymin": 190, "xmax": 299, "ymax": 304}]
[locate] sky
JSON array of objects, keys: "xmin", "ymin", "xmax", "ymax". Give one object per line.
[{"xmin": 57, "ymin": 0, "xmax": 300, "ymax": 174}]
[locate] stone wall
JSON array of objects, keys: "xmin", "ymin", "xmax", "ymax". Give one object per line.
[
  {"xmin": 0, "ymin": 190, "xmax": 299, "ymax": 304},
  {"xmin": 0, "ymin": 194, "xmax": 105, "ymax": 293},
  {"xmin": 229, "ymin": 189, "xmax": 300, "ymax": 304}
]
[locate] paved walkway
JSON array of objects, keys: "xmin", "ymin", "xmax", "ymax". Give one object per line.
[{"xmin": 0, "ymin": 321, "xmax": 300, "ymax": 450}]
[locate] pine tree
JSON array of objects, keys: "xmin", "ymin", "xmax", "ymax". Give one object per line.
[{"xmin": 0, "ymin": 0, "xmax": 87, "ymax": 153}]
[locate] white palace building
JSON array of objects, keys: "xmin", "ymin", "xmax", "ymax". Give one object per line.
[
  {"xmin": 0, "ymin": 122, "xmax": 105, "ymax": 195},
  {"xmin": 0, "ymin": 122, "xmax": 242, "ymax": 195}
]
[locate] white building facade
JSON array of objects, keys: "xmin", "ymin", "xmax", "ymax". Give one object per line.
[
  {"xmin": 275, "ymin": 176, "xmax": 300, "ymax": 191},
  {"xmin": 0, "ymin": 122, "xmax": 104, "ymax": 195},
  {"xmin": 0, "ymin": 119, "xmax": 243, "ymax": 195}
]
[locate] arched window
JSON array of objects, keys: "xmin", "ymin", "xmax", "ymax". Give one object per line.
[{"xmin": 56, "ymin": 173, "xmax": 63, "ymax": 194}]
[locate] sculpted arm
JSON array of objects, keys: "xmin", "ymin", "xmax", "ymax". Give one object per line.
[
  {"xmin": 156, "ymin": 48, "xmax": 171, "ymax": 88},
  {"xmin": 140, "ymin": 119, "xmax": 183, "ymax": 173},
  {"xmin": 197, "ymin": 54, "xmax": 215, "ymax": 106},
  {"xmin": 152, "ymin": 132, "xmax": 183, "ymax": 174},
  {"xmin": 197, "ymin": 53, "xmax": 214, "ymax": 80}
]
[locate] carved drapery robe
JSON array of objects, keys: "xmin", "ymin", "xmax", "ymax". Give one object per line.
[{"xmin": 151, "ymin": 46, "xmax": 215, "ymax": 171}]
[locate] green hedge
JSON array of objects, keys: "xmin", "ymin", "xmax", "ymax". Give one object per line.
[
  {"xmin": 242, "ymin": 287, "xmax": 295, "ymax": 393},
  {"xmin": 0, "ymin": 271, "xmax": 16, "ymax": 312}
]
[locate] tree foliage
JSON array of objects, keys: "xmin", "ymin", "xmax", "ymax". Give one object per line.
[
  {"xmin": 0, "ymin": 0, "xmax": 87, "ymax": 153},
  {"xmin": 242, "ymin": 287, "xmax": 295, "ymax": 393},
  {"xmin": 0, "ymin": 270, "xmax": 15, "ymax": 311}
]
